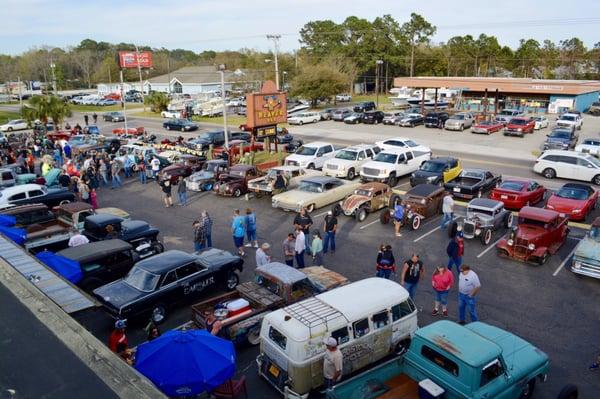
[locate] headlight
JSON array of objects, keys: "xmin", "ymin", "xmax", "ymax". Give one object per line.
[
  {"xmin": 547, "ymin": 205, "xmax": 555, "ymax": 209},
  {"xmin": 411, "ymin": 173, "xmax": 415, "ymax": 178},
  {"xmin": 517, "ymin": 128, "xmax": 522, "ymax": 132},
  {"xmin": 507, "ymin": 239, "xmax": 514, "ymax": 246},
  {"xmin": 528, "ymin": 243, "xmax": 535, "ymax": 250},
  {"xmin": 475, "ymin": 228, "xmax": 481, "ymax": 236},
  {"xmin": 427, "ymin": 176, "xmax": 437, "ymax": 182},
  {"xmin": 572, "ymin": 209, "xmax": 581, "ymax": 213},
  {"xmin": 573, "ymin": 260, "xmax": 581, "ymax": 269}
]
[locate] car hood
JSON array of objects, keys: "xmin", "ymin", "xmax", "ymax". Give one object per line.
[
  {"xmin": 342, "ymin": 195, "xmax": 369, "ymax": 211},
  {"xmin": 327, "ymin": 159, "xmax": 355, "ymax": 167},
  {"xmin": 345, "ymin": 116, "xmax": 360, "ymax": 121},
  {"xmin": 93, "ymin": 280, "xmax": 145, "ymax": 311},
  {"xmin": 547, "ymin": 196, "xmax": 587, "ymax": 211},
  {"xmin": 188, "ymin": 171, "xmax": 215, "ymax": 181},
  {"xmin": 515, "ymin": 225, "xmax": 546, "ymax": 241},
  {"xmin": 574, "ymin": 236, "xmax": 600, "ymax": 259},
  {"xmin": 272, "ymin": 189, "xmax": 321, "ymax": 204},
  {"xmin": 362, "ymin": 161, "xmax": 393, "ymax": 170},
  {"xmin": 399, "ymin": 117, "xmax": 416, "ymax": 123},
  {"xmin": 413, "ymin": 170, "xmax": 441, "ymax": 179},
  {"xmin": 286, "ymin": 154, "xmax": 313, "ymax": 162},
  {"xmin": 445, "ymin": 119, "xmax": 462, "ymax": 124}
]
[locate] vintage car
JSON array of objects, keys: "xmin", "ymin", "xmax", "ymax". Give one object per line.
[
  {"xmin": 545, "ymin": 183, "xmax": 598, "ymax": 221},
  {"xmin": 409, "ymin": 156, "xmax": 462, "ymax": 187},
  {"xmin": 0, "ymin": 164, "xmax": 37, "ymax": 188},
  {"xmin": 54, "ymin": 201, "xmax": 130, "ymax": 231},
  {"xmin": 444, "ymin": 168, "xmax": 502, "ymax": 199},
  {"xmin": 185, "ymin": 159, "xmax": 229, "ymax": 191},
  {"xmin": 272, "ymin": 176, "xmax": 361, "ymax": 213},
  {"xmin": 471, "ymin": 120, "xmax": 505, "ymax": 134},
  {"xmin": 504, "ymin": 117, "xmax": 536, "ymax": 137},
  {"xmin": 0, "ymin": 203, "xmax": 55, "ymax": 227},
  {"xmin": 191, "ymin": 263, "xmax": 348, "ymax": 345},
  {"xmin": 496, "ymin": 207, "xmax": 569, "ymax": 265},
  {"xmin": 0, "ymin": 184, "xmax": 75, "ymax": 209},
  {"xmin": 452, "ymin": 198, "xmax": 513, "ymax": 245},
  {"xmin": 247, "ymin": 165, "xmax": 320, "ymax": 196},
  {"xmin": 93, "ymin": 248, "xmax": 244, "ymax": 323},
  {"xmin": 213, "ymin": 164, "xmax": 261, "ymax": 197},
  {"xmin": 333, "ymin": 182, "xmax": 391, "ymax": 222},
  {"xmin": 82, "ymin": 214, "xmax": 163, "ymax": 258},
  {"xmin": 571, "ymin": 217, "xmax": 600, "ymax": 279},
  {"xmin": 158, "ymin": 163, "xmax": 193, "ymax": 184},
  {"xmin": 112, "ymin": 126, "xmax": 145, "ymax": 136},
  {"xmin": 490, "ymin": 179, "xmax": 546, "ymax": 210},
  {"xmin": 380, "ymin": 183, "xmax": 445, "ymax": 230}
]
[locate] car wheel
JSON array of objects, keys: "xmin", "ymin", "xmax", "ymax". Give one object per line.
[
  {"xmin": 542, "ymin": 168, "xmax": 556, "ymax": 179},
  {"xmin": 379, "ymin": 210, "xmax": 391, "ymax": 224},
  {"xmin": 166, "ymin": 126, "xmax": 171, "ymax": 130},
  {"xmin": 307, "ymin": 163, "xmax": 315, "ymax": 170},
  {"xmin": 7, "ymin": 127, "xmax": 12, "ymax": 132},
  {"xmin": 181, "ymin": 127, "xmax": 185, "ymax": 132},
  {"xmin": 409, "ymin": 214, "xmax": 421, "ymax": 230},
  {"xmin": 346, "ymin": 168, "xmax": 355, "ymax": 180},
  {"xmin": 593, "ymin": 175, "xmax": 600, "ymax": 186},
  {"xmin": 299, "ymin": 121, "xmax": 303, "ymax": 125},
  {"xmin": 247, "ymin": 327, "xmax": 261, "ymax": 345},
  {"xmin": 153, "ymin": 242, "xmax": 165, "ymax": 254},
  {"xmin": 388, "ymin": 173, "xmax": 397, "ymax": 187},
  {"xmin": 519, "ymin": 379, "xmax": 536, "ymax": 399},
  {"xmin": 306, "ymin": 203, "xmax": 315, "ymax": 213},
  {"xmin": 497, "ymin": 249, "xmax": 509, "ymax": 258},
  {"xmin": 151, "ymin": 304, "xmax": 167, "ymax": 324},
  {"xmin": 505, "ymin": 212, "xmax": 514, "ymax": 228},
  {"xmin": 355, "ymin": 208, "xmax": 367, "ymax": 222},
  {"xmin": 332, "ymin": 203, "xmax": 342, "ymax": 217},
  {"xmin": 233, "ymin": 188, "xmax": 242, "ymax": 197},
  {"xmin": 59, "ymin": 200, "xmax": 71, "ymax": 205},
  {"xmin": 313, "ymin": 119, "xmax": 318, "ymax": 123},
  {"xmin": 538, "ymin": 252, "xmax": 549, "ymax": 266},
  {"xmin": 460, "ymin": 124, "xmax": 464, "ymax": 131},
  {"xmin": 394, "ymin": 338, "xmax": 411, "ymax": 355},
  {"xmin": 480, "ymin": 229, "xmax": 492, "ymax": 245},
  {"xmin": 556, "ymin": 384, "xmax": 578, "ymax": 399},
  {"xmin": 225, "ymin": 272, "xmax": 240, "ymax": 291}
]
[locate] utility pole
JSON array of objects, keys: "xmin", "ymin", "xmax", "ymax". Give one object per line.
[
  {"xmin": 17, "ymin": 76, "xmax": 23, "ymax": 109},
  {"xmin": 266, "ymin": 34, "xmax": 281, "ymax": 90},
  {"xmin": 50, "ymin": 60, "xmax": 57, "ymax": 95},
  {"xmin": 167, "ymin": 55, "xmax": 172, "ymax": 95},
  {"xmin": 375, "ymin": 60, "xmax": 383, "ymax": 108},
  {"xmin": 119, "ymin": 69, "xmax": 128, "ymax": 133},
  {"xmin": 135, "ymin": 45, "xmax": 146, "ymax": 112},
  {"xmin": 218, "ymin": 64, "xmax": 229, "ymax": 149}
]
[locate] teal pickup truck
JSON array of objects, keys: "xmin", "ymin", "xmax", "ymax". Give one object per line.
[{"xmin": 327, "ymin": 320, "xmax": 549, "ymax": 399}]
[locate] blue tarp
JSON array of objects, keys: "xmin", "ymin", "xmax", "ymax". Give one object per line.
[
  {"xmin": 0, "ymin": 214, "xmax": 16, "ymax": 227},
  {"xmin": 135, "ymin": 329, "xmax": 236, "ymax": 397},
  {"xmin": 36, "ymin": 251, "xmax": 83, "ymax": 284},
  {"xmin": 0, "ymin": 224, "xmax": 27, "ymax": 244}
]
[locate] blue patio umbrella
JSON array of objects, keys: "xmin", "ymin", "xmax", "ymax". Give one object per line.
[{"xmin": 135, "ymin": 329, "xmax": 236, "ymax": 397}]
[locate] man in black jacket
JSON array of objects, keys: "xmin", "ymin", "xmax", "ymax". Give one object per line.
[{"xmin": 293, "ymin": 208, "xmax": 312, "ymax": 252}]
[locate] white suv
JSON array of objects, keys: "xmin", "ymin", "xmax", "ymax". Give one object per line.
[
  {"xmin": 322, "ymin": 144, "xmax": 380, "ymax": 180},
  {"xmin": 360, "ymin": 148, "xmax": 431, "ymax": 186},
  {"xmin": 533, "ymin": 150, "xmax": 600, "ymax": 185}
]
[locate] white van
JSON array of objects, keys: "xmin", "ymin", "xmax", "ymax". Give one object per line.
[
  {"xmin": 257, "ymin": 278, "xmax": 418, "ymax": 399},
  {"xmin": 533, "ymin": 149, "xmax": 600, "ymax": 185}
]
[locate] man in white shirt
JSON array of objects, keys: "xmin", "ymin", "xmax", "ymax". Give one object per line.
[
  {"xmin": 458, "ymin": 264, "xmax": 481, "ymax": 325},
  {"xmin": 441, "ymin": 192, "xmax": 454, "ymax": 229},
  {"xmin": 255, "ymin": 243, "xmax": 271, "ymax": 267},
  {"xmin": 68, "ymin": 232, "xmax": 89, "ymax": 247},
  {"xmin": 294, "ymin": 227, "xmax": 305, "ymax": 269},
  {"xmin": 323, "ymin": 337, "xmax": 343, "ymax": 389},
  {"xmin": 150, "ymin": 157, "xmax": 160, "ymax": 179}
]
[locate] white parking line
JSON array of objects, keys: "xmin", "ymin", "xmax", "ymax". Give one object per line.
[
  {"xmin": 476, "ymin": 237, "xmax": 504, "ymax": 258},
  {"xmin": 314, "ymin": 210, "xmax": 330, "ymax": 218},
  {"xmin": 414, "ymin": 217, "xmax": 458, "ymax": 242},
  {"xmin": 552, "ymin": 243, "xmax": 580, "ymax": 276},
  {"xmin": 360, "ymin": 219, "xmax": 380, "ymax": 230}
]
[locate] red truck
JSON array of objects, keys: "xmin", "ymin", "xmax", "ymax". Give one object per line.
[{"xmin": 503, "ymin": 117, "xmax": 536, "ymax": 137}]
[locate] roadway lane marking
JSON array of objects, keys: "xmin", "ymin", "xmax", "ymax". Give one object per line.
[
  {"xmin": 552, "ymin": 239, "xmax": 581, "ymax": 276},
  {"xmin": 360, "ymin": 219, "xmax": 380, "ymax": 230},
  {"xmin": 476, "ymin": 237, "xmax": 505, "ymax": 258}
]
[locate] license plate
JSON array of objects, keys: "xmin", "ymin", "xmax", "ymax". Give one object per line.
[
  {"xmin": 453, "ymin": 187, "xmax": 460, "ymax": 192},
  {"xmin": 501, "ymin": 195, "xmax": 508, "ymax": 200},
  {"xmin": 269, "ymin": 365, "xmax": 280, "ymax": 378}
]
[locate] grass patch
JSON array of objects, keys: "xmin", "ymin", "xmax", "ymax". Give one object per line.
[
  {"xmin": 70, "ymin": 103, "xmax": 145, "ymax": 112},
  {"xmin": 192, "ymin": 115, "xmax": 247, "ymax": 126},
  {"xmin": 0, "ymin": 110, "xmax": 21, "ymax": 124},
  {"xmin": 132, "ymin": 111, "xmax": 162, "ymax": 119}
]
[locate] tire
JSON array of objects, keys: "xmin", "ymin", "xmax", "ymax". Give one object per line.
[
  {"xmin": 247, "ymin": 327, "xmax": 261, "ymax": 345},
  {"xmin": 538, "ymin": 252, "xmax": 549, "ymax": 266},
  {"xmin": 380, "ymin": 210, "xmax": 391, "ymax": 224},
  {"xmin": 519, "ymin": 379, "xmax": 536, "ymax": 399},
  {"xmin": 299, "ymin": 121, "xmax": 303, "ymax": 125},
  {"xmin": 153, "ymin": 242, "xmax": 165, "ymax": 254},
  {"xmin": 480, "ymin": 228, "xmax": 492, "ymax": 245},
  {"xmin": 59, "ymin": 200, "xmax": 71, "ymax": 205},
  {"xmin": 233, "ymin": 188, "xmax": 242, "ymax": 197},
  {"xmin": 505, "ymin": 212, "xmax": 514, "ymax": 228},
  {"xmin": 225, "ymin": 272, "xmax": 239, "ymax": 291},
  {"xmin": 166, "ymin": 125, "xmax": 170, "ymax": 130},
  {"xmin": 346, "ymin": 168, "xmax": 355, "ymax": 180},
  {"xmin": 542, "ymin": 168, "xmax": 556, "ymax": 179},
  {"xmin": 460, "ymin": 124, "xmax": 464, "ymax": 131},
  {"xmin": 394, "ymin": 338, "xmax": 411, "ymax": 355},
  {"xmin": 557, "ymin": 384, "xmax": 578, "ymax": 399},
  {"xmin": 306, "ymin": 203, "xmax": 315, "ymax": 213},
  {"xmin": 313, "ymin": 119, "xmax": 318, "ymax": 124},
  {"xmin": 151, "ymin": 304, "xmax": 168, "ymax": 324},
  {"xmin": 355, "ymin": 207, "xmax": 367, "ymax": 222},
  {"xmin": 7, "ymin": 127, "xmax": 12, "ymax": 132},
  {"xmin": 307, "ymin": 163, "xmax": 315, "ymax": 170},
  {"xmin": 497, "ymin": 249, "xmax": 509, "ymax": 258},
  {"xmin": 388, "ymin": 173, "xmax": 397, "ymax": 187},
  {"xmin": 409, "ymin": 215, "xmax": 421, "ymax": 230},
  {"xmin": 593, "ymin": 175, "xmax": 600, "ymax": 186},
  {"xmin": 332, "ymin": 203, "xmax": 342, "ymax": 217}
]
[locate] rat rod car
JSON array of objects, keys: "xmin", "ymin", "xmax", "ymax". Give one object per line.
[
  {"xmin": 333, "ymin": 182, "xmax": 392, "ymax": 222},
  {"xmin": 380, "ymin": 183, "xmax": 445, "ymax": 230},
  {"xmin": 247, "ymin": 165, "xmax": 320, "ymax": 197},
  {"xmin": 496, "ymin": 207, "xmax": 569, "ymax": 265},
  {"xmin": 452, "ymin": 198, "xmax": 514, "ymax": 245},
  {"xmin": 213, "ymin": 164, "xmax": 261, "ymax": 197},
  {"xmin": 185, "ymin": 159, "xmax": 229, "ymax": 192}
]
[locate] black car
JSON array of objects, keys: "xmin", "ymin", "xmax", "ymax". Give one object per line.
[
  {"xmin": 103, "ymin": 112, "xmax": 125, "ymax": 122},
  {"xmin": 163, "ymin": 119, "xmax": 199, "ymax": 132},
  {"xmin": 93, "ymin": 249, "xmax": 244, "ymax": 323},
  {"xmin": 444, "ymin": 169, "xmax": 502, "ymax": 199},
  {"xmin": 543, "ymin": 128, "xmax": 578, "ymax": 150},
  {"xmin": 410, "ymin": 157, "xmax": 459, "ymax": 187},
  {"xmin": 57, "ymin": 239, "xmax": 139, "ymax": 291},
  {"xmin": 361, "ymin": 110, "xmax": 385, "ymax": 124},
  {"xmin": 424, "ymin": 112, "xmax": 450, "ymax": 128},
  {"xmin": 188, "ymin": 131, "xmax": 226, "ymax": 150},
  {"xmin": 82, "ymin": 214, "xmax": 163, "ymax": 257},
  {"xmin": 3, "ymin": 185, "xmax": 76, "ymax": 208},
  {"xmin": 353, "ymin": 101, "xmax": 376, "ymax": 113}
]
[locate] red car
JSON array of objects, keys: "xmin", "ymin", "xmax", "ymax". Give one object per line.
[
  {"xmin": 496, "ymin": 207, "xmax": 569, "ymax": 265},
  {"xmin": 545, "ymin": 183, "xmax": 598, "ymax": 221},
  {"xmin": 503, "ymin": 118, "xmax": 536, "ymax": 137},
  {"xmin": 211, "ymin": 140, "xmax": 264, "ymax": 158},
  {"xmin": 471, "ymin": 120, "xmax": 504, "ymax": 135},
  {"xmin": 490, "ymin": 179, "xmax": 546, "ymax": 210}
]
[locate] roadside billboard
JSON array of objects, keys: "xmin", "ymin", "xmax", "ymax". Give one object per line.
[
  {"xmin": 118, "ymin": 51, "xmax": 153, "ymax": 69},
  {"xmin": 246, "ymin": 81, "xmax": 287, "ymax": 129}
]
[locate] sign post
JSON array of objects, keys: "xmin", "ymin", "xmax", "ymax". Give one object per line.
[
  {"xmin": 245, "ymin": 81, "xmax": 287, "ymax": 154},
  {"xmin": 118, "ymin": 50, "xmax": 153, "ymax": 135}
]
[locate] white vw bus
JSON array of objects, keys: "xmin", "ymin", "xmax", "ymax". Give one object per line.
[{"xmin": 256, "ymin": 278, "xmax": 418, "ymax": 398}]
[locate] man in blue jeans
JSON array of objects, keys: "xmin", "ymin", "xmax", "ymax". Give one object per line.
[
  {"xmin": 323, "ymin": 211, "xmax": 337, "ymax": 254},
  {"xmin": 458, "ymin": 265, "xmax": 481, "ymax": 325}
]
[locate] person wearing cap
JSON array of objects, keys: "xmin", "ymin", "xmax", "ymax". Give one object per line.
[
  {"xmin": 323, "ymin": 337, "xmax": 343, "ymax": 389},
  {"xmin": 256, "ymin": 242, "xmax": 271, "ymax": 267},
  {"xmin": 108, "ymin": 319, "xmax": 128, "ymax": 353},
  {"xmin": 323, "ymin": 210, "xmax": 337, "ymax": 254}
]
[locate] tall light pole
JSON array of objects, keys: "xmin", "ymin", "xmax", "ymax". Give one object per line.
[
  {"xmin": 266, "ymin": 34, "xmax": 281, "ymax": 90},
  {"xmin": 375, "ymin": 60, "xmax": 384, "ymax": 108},
  {"xmin": 282, "ymin": 71, "xmax": 288, "ymax": 90},
  {"xmin": 134, "ymin": 45, "xmax": 146, "ymax": 112},
  {"xmin": 218, "ymin": 64, "xmax": 229, "ymax": 149},
  {"xmin": 50, "ymin": 61, "xmax": 57, "ymax": 95}
]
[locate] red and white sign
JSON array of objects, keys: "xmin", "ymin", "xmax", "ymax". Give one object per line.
[{"xmin": 118, "ymin": 51, "xmax": 153, "ymax": 69}]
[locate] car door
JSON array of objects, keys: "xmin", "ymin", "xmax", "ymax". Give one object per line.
[
  {"xmin": 405, "ymin": 151, "xmax": 420, "ymax": 173},
  {"xmin": 528, "ymin": 181, "xmax": 544, "ymax": 204},
  {"xmin": 574, "ymin": 156, "xmax": 598, "ymax": 182},
  {"xmin": 8, "ymin": 191, "xmax": 28, "ymax": 206},
  {"xmin": 555, "ymin": 156, "xmax": 578, "ymax": 180},
  {"xmin": 179, "ymin": 262, "xmax": 213, "ymax": 298}
]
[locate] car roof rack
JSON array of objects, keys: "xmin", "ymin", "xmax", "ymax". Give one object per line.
[{"xmin": 284, "ymin": 297, "xmax": 347, "ymax": 334}]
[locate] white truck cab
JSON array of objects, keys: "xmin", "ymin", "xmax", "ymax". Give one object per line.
[
  {"xmin": 556, "ymin": 113, "xmax": 583, "ymax": 131},
  {"xmin": 360, "ymin": 148, "xmax": 431, "ymax": 186},
  {"xmin": 322, "ymin": 144, "xmax": 380, "ymax": 180},
  {"xmin": 285, "ymin": 141, "xmax": 338, "ymax": 170}
]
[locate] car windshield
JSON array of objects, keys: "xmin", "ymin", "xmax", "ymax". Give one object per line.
[
  {"xmin": 549, "ymin": 131, "xmax": 570, "ymax": 139},
  {"xmin": 589, "ymin": 226, "xmax": 600, "ymax": 241},
  {"xmin": 405, "ymin": 140, "xmax": 418, "ymax": 147},
  {"xmin": 519, "ymin": 217, "xmax": 548, "ymax": 228},
  {"xmin": 587, "ymin": 156, "xmax": 600, "ymax": 168},
  {"xmin": 229, "ymin": 169, "xmax": 246, "ymax": 177},
  {"xmin": 298, "ymin": 181, "xmax": 324, "ymax": 193},
  {"xmin": 583, "ymin": 139, "xmax": 598, "ymax": 145},
  {"xmin": 336, "ymin": 150, "xmax": 358, "ymax": 161},
  {"xmin": 556, "ymin": 187, "xmax": 589, "ymax": 200},
  {"xmin": 561, "ymin": 115, "xmax": 576, "ymax": 121},
  {"xmin": 420, "ymin": 161, "xmax": 445, "ymax": 173},
  {"xmin": 500, "ymin": 110, "xmax": 516, "ymax": 116},
  {"xmin": 452, "ymin": 115, "xmax": 465, "ymax": 120},
  {"xmin": 354, "ymin": 189, "xmax": 373, "ymax": 196},
  {"xmin": 295, "ymin": 146, "xmax": 317, "ymax": 156},
  {"xmin": 266, "ymin": 169, "xmax": 282, "ymax": 178},
  {"xmin": 510, "ymin": 119, "xmax": 527, "ymax": 125},
  {"xmin": 373, "ymin": 152, "xmax": 397, "ymax": 164},
  {"xmin": 124, "ymin": 267, "xmax": 160, "ymax": 292},
  {"xmin": 499, "ymin": 181, "xmax": 525, "ymax": 191},
  {"xmin": 204, "ymin": 162, "xmax": 223, "ymax": 172}
]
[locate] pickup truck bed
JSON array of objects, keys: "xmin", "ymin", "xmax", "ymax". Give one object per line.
[{"xmin": 377, "ymin": 374, "xmax": 419, "ymax": 399}]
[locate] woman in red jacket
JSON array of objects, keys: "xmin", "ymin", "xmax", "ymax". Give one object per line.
[{"xmin": 431, "ymin": 265, "xmax": 454, "ymax": 317}]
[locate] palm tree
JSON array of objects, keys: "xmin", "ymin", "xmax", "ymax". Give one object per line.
[
  {"xmin": 21, "ymin": 95, "xmax": 72, "ymax": 131},
  {"xmin": 144, "ymin": 91, "xmax": 169, "ymax": 113}
]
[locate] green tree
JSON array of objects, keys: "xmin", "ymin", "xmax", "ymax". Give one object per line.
[
  {"xmin": 559, "ymin": 37, "xmax": 587, "ymax": 79},
  {"xmin": 401, "ymin": 13, "xmax": 436, "ymax": 77},
  {"xmin": 290, "ymin": 64, "xmax": 348, "ymax": 106},
  {"xmin": 21, "ymin": 95, "xmax": 71, "ymax": 129},
  {"xmin": 514, "ymin": 39, "xmax": 541, "ymax": 77},
  {"xmin": 299, "ymin": 20, "xmax": 346, "ymax": 58},
  {"xmin": 145, "ymin": 91, "xmax": 169, "ymax": 113}
]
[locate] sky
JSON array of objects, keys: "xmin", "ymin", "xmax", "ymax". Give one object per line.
[{"xmin": 2, "ymin": 0, "xmax": 600, "ymax": 54}]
